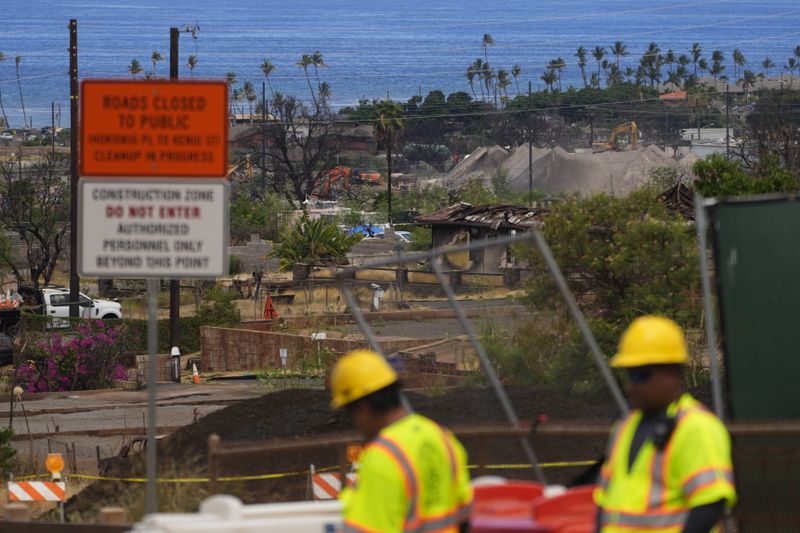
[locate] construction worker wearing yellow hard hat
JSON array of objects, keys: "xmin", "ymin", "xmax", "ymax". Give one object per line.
[
  {"xmin": 594, "ymin": 316, "xmax": 737, "ymax": 533},
  {"xmin": 330, "ymin": 349, "xmax": 473, "ymax": 533}
]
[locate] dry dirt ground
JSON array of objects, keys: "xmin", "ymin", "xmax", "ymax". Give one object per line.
[{"xmin": 60, "ymin": 385, "xmax": 620, "ymax": 522}]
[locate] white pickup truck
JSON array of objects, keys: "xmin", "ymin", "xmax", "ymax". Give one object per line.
[
  {"xmin": 40, "ymin": 288, "xmax": 123, "ymax": 325},
  {"xmin": 18, "ymin": 285, "xmax": 123, "ymax": 326}
]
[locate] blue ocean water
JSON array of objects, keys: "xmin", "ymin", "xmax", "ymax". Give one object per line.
[{"xmin": 2, "ymin": 0, "xmax": 799, "ymax": 128}]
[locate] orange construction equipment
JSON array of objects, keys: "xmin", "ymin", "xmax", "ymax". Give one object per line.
[
  {"xmin": 315, "ymin": 166, "xmax": 353, "ymax": 198},
  {"xmin": 263, "ymin": 294, "xmax": 279, "ymax": 320},
  {"xmin": 592, "ymin": 121, "xmax": 638, "ymax": 152},
  {"xmin": 192, "ymin": 363, "xmax": 201, "ymax": 385}
]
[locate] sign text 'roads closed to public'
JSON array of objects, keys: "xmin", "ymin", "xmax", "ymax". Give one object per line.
[
  {"xmin": 80, "ymin": 80, "xmax": 228, "ymax": 177},
  {"xmin": 79, "ymin": 180, "xmax": 228, "ymax": 278}
]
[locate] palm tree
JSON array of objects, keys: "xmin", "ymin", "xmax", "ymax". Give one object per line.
[
  {"xmin": 641, "ymin": 43, "xmax": 662, "ymax": 87},
  {"xmin": 698, "ymin": 58, "xmax": 709, "ymax": 77},
  {"xmin": 511, "ymin": 64, "xmax": 522, "ymax": 95},
  {"xmin": 740, "ymin": 69, "xmax": 757, "ymax": 99},
  {"xmin": 186, "ymin": 55, "xmax": 198, "ymax": 79},
  {"xmin": 497, "ymin": 69, "xmax": 510, "ymax": 101},
  {"xmin": 225, "ymin": 71, "xmax": 237, "ymax": 117},
  {"xmin": 690, "ymin": 42, "xmax": 702, "ymax": 76},
  {"xmin": 575, "ymin": 46, "xmax": 588, "ymax": 87},
  {"xmin": 14, "ymin": 56, "xmax": 28, "ymax": 127},
  {"xmin": 481, "ymin": 33, "xmax": 494, "ymax": 64},
  {"xmin": 465, "ymin": 64, "xmax": 478, "ymax": 99},
  {"xmin": 540, "ymin": 69, "xmax": 557, "ymax": 92},
  {"xmin": 127, "ymin": 58, "xmax": 143, "ymax": 79},
  {"xmin": 710, "ymin": 61, "xmax": 725, "ymax": 87},
  {"xmin": 372, "ymin": 100, "xmax": 404, "ymax": 225},
  {"xmin": 761, "ymin": 57, "xmax": 775, "ymax": 77},
  {"xmin": 150, "ymin": 51, "xmax": 163, "ymax": 78},
  {"xmin": 611, "ymin": 41, "xmax": 629, "ymax": 70},
  {"xmin": 590, "ymin": 72, "xmax": 600, "ymax": 89},
  {"xmin": 0, "ymin": 52, "xmax": 9, "ymax": 128},
  {"xmin": 592, "ymin": 46, "xmax": 606, "ymax": 77},
  {"xmin": 260, "ymin": 58, "xmax": 277, "ymax": 98},
  {"xmin": 243, "ymin": 81, "xmax": 257, "ymax": 120},
  {"xmin": 311, "ymin": 50, "xmax": 326, "ymax": 91},
  {"xmin": 664, "ymin": 50, "xmax": 676, "ymax": 77},
  {"xmin": 318, "ymin": 81, "xmax": 332, "ymax": 101},
  {"xmin": 786, "ymin": 57, "xmax": 798, "ymax": 84},
  {"xmin": 550, "ymin": 57, "xmax": 566, "ymax": 91},
  {"xmin": 472, "ymin": 58, "xmax": 485, "ymax": 101},
  {"xmin": 232, "ymin": 88, "xmax": 243, "ymax": 116},
  {"xmin": 296, "ymin": 54, "xmax": 316, "ymax": 104},
  {"xmin": 643, "ymin": 42, "xmax": 661, "ymax": 65},
  {"xmin": 607, "ymin": 64, "xmax": 623, "ymax": 87},
  {"xmin": 483, "ymin": 63, "xmax": 497, "ymax": 106},
  {"xmin": 733, "ymin": 48, "xmax": 746, "ymax": 81}
]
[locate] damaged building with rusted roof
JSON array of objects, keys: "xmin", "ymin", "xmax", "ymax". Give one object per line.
[{"xmin": 415, "ymin": 203, "xmax": 546, "ymax": 275}]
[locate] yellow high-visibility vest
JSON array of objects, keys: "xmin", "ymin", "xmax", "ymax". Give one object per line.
[
  {"xmin": 595, "ymin": 393, "xmax": 736, "ymax": 533},
  {"xmin": 341, "ymin": 413, "xmax": 473, "ymax": 533}
]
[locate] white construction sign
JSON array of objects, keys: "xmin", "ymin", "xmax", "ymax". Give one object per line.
[{"xmin": 79, "ymin": 180, "xmax": 228, "ymax": 278}]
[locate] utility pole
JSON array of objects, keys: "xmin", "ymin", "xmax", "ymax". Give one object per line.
[
  {"xmin": 528, "ymin": 81, "xmax": 533, "ymax": 207},
  {"xmin": 262, "ymin": 81, "xmax": 267, "ymax": 197},
  {"xmin": 68, "ymin": 19, "xmax": 79, "ymax": 319},
  {"xmin": 168, "ymin": 27, "xmax": 181, "ymax": 352},
  {"xmin": 725, "ymin": 84, "xmax": 731, "ymax": 159},
  {"xmin": 51, "ymin": 101, "xmax": 55, "ymax": 159}
]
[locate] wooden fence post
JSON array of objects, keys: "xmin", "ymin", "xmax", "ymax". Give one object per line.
[{"xmin": 208, "ymin": 433, "xmax": 220, "ymax": 495}]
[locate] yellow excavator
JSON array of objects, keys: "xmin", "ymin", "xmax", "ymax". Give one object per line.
[
  {"xmin": 592, "ymin": 121, "xmax": 638, "ymax": 152},
  {"xmin": 227, "ymin": 153, "xmax": 254, "ymax": 179}
]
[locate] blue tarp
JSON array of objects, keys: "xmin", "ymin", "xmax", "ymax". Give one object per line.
[{"xmin": 348, "ymin": 225, "xmax": 385, "ymax": 237}]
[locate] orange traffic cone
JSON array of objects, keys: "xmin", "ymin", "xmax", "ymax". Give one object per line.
[
  {"xmin": 263, "ymin": 294, "xmax": 280, "ymax": 320},
  {"xmin": 192, "ymin": 363, "xmax": 201, "ymax": 385}
]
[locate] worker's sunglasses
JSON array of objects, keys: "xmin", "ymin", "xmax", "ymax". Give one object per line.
[{"xmin": 627, "ymin": 368, "xmax": 654, "ymax": 384}]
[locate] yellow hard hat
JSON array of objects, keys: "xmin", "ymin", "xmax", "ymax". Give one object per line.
[
  {"xmin": 330, "ymin": 349, "xmax": 398, "ymax": 409},
  {"xmin": 611, "ymin": 316, "xmax": 688, "ymax": 368}
]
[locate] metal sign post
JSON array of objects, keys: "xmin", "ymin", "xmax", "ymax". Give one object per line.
[
  {"xmin": 78, "ymin": 78, "xmax": 228, "ymax": 516},
  {"xmin": 146, "ymin": 279, "xmax": 159, "ymax": 516}
]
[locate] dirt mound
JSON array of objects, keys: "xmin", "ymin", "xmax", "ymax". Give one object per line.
[
  {"xmin": 63, "ymin": 386, "xmax": 618, "ymax": 520},
  {"xmin": 444, "ymin": 144, "xmax": 698, "ymax": 197}
]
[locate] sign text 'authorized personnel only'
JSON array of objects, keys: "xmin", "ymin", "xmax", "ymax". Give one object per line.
[
  {"xmin": 79, "ymin": 180, "xmax": 228, "ymax": 278},
  {"xmin": 80, "ymin": 80, "xmax": 228, "ymax": 177}
]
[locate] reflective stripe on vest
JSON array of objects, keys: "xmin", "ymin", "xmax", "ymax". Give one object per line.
[
  {"xmin": 602, "ymin": 509, "xmax": 689, "ymax": 529},
  {"xmin": 371, "ymin": 435, "xmax": 419, "ymax": 526},
  {"xmin": 372, "ymin": 430, "xmax": 463, "ymax": 533},
  {"xmin": 648, "ymin": 409, "xmax": 689, "ymax": 509},
  {"xmin": 600, "ymin": 415, "xmax": 637, "ymax": 493},
  {"xmin": 682, "ymin": 467, "xmax": 734, "ymax": 499}
]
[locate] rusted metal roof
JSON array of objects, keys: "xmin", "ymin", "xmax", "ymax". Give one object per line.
[
  {"xmin": 416, "ymin": 203, "xmax": 546, "ymax": 230},
  {"xmin": 657, "ymin": 182, "xmax": 695, "ymax": 220}
]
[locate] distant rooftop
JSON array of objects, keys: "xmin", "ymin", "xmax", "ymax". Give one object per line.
[{"xmin": 416, "ymin": 203, "xmax": 546, "ymax": 231}]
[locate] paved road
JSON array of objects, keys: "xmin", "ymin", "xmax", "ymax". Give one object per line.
[{"xmin": 9, "ymin": 382, "xmax": 266, "ymax": 472}]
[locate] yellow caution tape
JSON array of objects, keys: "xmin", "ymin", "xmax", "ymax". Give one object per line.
[
  {"xmin": 12, "ymin": 461, "xmax": 596, "ymax": 484},
  {"xmin": 468, "ymin": 460, "xmax": 598, "ymax": 469}
]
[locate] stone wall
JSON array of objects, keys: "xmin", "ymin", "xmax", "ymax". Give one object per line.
[
  {"xmin": 228, "ymin": 234, "xmax": 279, "ymax": 273},
  {"xmin": 200, "ymin": 326, "xmax": 432, "ymax": 372}
]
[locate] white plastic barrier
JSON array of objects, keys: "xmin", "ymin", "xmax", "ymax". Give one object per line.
[{"xmin": 129, "ymin": 495, "xmax": 343, "ymax": 533}]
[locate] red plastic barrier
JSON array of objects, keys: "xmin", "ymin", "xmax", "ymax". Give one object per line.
[
  {"xmin": 532, "ymin": 485, "xmax": 597, "ymax": 533},
  {"xmin": 473, "ymin": 481, "xmax": 545, "ymax": 520},
  {"xmin": 470, "ymin": 516, "xmax": 553, "ymax": 533}
]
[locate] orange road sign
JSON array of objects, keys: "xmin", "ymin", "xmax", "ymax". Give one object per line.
[{"xmin": 80, "ymin": 80, "xmax": 228, "ymax": 177}]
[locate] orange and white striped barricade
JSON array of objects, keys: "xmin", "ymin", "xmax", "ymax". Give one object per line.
[
  {"xmin": 8, "ymin": 481, "xmax": 66, "ymax": 502},
  {"xmin": 311, "ymin": 473, "xmax": 356, "ymax": 500}
]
